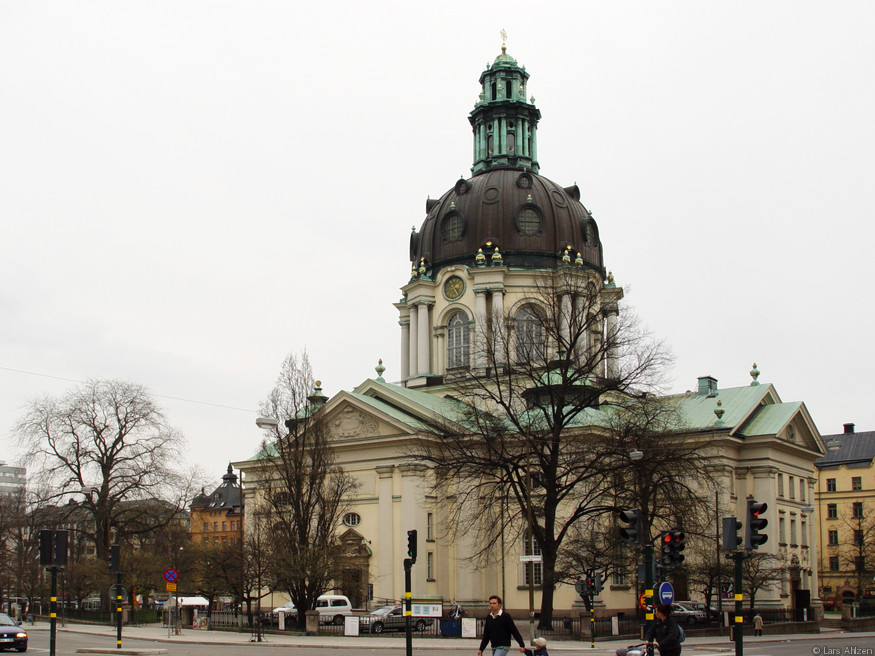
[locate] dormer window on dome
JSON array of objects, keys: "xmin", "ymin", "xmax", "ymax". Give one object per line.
[
  {"xmin": 442, "ymin": 212, "xmax": 465, "ymax": 242},
  {"xmin": 517, "ymin": 206, "xmax": 543, "ymax": 236}
]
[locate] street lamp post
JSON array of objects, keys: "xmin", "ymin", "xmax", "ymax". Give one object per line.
[{"xmin": 627, "ymin": 449, "xmax": 655, "ymax": 653}]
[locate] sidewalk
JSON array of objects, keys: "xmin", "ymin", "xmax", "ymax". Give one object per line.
[{"xmin": 29, "ymin": 620, "xmax": 875, "ymax": 655}]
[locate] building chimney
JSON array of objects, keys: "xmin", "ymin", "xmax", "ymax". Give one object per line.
[
  {"xmin": 843, "ymin": 423, "xmax": 855, "ymax": 434},
  {"xmin": 697, "ymin": 376, "xmax": 718, "ymax": 397}
]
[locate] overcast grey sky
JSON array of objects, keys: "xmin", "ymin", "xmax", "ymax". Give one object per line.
[{"xmin": 2, "ymin": 1, "xmax": 873, "ymax": 484}]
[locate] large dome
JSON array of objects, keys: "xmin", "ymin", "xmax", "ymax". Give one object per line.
[{"xmin": 409, "ymin": 168, "xmax": 604, "ymax": 277}]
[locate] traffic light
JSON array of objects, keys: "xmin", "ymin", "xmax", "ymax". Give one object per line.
[
  {"xmin": 745, "ymin": 500, "xmax": 768, "ymax": 550},
  {"xmin": 110, "ymin": 545, "xmax": 120, "ymax": 572},
  {"xmin": 406, "ymin": 530, "xmax": 417, "ymax": 563},
  {"xmin": 39, "ymin": 530, "xmax": 53, "ymax": 566},
  {"xmin": 722, "ymin": 516, "xmax": 743, "ymax": 551},
  {"xmin": 660, "ymin": 530, "xmax": 673, "ymax": 566},
  {"xmin": 660, "ymin": 530, "xmax": 685, "ymax": 566},
  {"xmin": 593, "ymin": 572, "xmax": 603, "ymax": 595},
  {"xmin": 54, "ymin": 530, "xmax": 68, "ymax": 567},
  {"xmin": 669, "ymin": 531, "xmax": 685, "ymax": 565},
  {"xmin": 617, "ymin": 508, "xmax": 641, "ymax": 544}
]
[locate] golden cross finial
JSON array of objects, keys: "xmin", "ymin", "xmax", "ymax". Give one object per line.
[{"xmin": 500, "ymin": 28, "xmax": 507, "ymax": 50}]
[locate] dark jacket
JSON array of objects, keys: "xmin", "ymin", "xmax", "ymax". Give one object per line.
[
  {"xmin": 645, "ymin": 617, "xmax": 682, "ymax": 656},
  {"xmin": 479, "ymin": 610, "xmax": 525, "ymax": 651}
]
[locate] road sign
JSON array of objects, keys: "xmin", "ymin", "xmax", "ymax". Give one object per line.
[
  {"xmin": 163, "ymin": 568, "xmax": 179, "ymax": 583},
  {"xmin": 658, "ymin": 581, "xmax": 674, "ymax": 604},
  {"xmin": 166, "ymin": 582, "xmax": 177, "ymax": 592}
]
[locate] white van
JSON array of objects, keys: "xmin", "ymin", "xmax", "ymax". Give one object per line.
[
  {"xmin": 314, "ymin": 595, "xmax": 352, "ymax": 625},
  {"xmin": 272, "ymin": 594, "xmax": 352, "ymax": 625}
]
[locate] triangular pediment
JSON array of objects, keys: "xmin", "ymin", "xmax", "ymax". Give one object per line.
[
  {"xmin": 319, "ymin": 390, "xmax": 423, "ymax": 440},
  {"xmin": 737, "ymin": 399, "xmax": 824, "ymax": 456}
]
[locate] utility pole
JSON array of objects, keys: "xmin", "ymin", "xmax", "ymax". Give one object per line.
[{"xmin": 404, "ymin": 530, "xmax": 417, "ymax": 656}]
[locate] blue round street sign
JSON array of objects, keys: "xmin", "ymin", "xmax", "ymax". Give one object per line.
[{"xmin": 658, "ymin": 581, "xmax": 674, "ymax": 604}]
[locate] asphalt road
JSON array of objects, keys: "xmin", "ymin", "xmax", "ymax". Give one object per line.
[{"xmin": 24, "ymin": 629, "xmax": 875, "ymax": 656}]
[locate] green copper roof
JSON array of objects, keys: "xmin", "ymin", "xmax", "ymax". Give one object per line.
[
  {"xmin": 736, "ymin": 402, "xmax": 801, "ymax": 437},
  {"xmin": 673, "ymin": 384, "xmax": 773, "ymax": 431}
]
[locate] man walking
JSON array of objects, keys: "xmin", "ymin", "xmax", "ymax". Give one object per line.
[{"xmin": 477, "ymin": 595, "xmax": 526, "ymax": 656}]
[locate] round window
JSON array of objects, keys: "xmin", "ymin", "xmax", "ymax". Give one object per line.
[
  {"xmin": 517, "ymin": 207, "xmax": 542, "ymax": 236},
  {"xmin": 443, "ymin": 213, "xmax": 464, "ymax": 242},
  {"xmin": 343, "ymin": 512, "xmax": 361, "ymax": 527}
]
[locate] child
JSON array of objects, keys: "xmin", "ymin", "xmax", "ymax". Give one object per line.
[{"xmin": 525, "ymin": 637, "xmax": 549, "ymax": 656}]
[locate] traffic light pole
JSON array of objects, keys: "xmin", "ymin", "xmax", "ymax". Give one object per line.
[
  {"xmin": 643, "ymin": 543, "xmax": 654, "ymax": 656},
  {"xmin": 733, "ymin": 551, "xmax": 745, "ymax": 656},
  {"xmin": 589, "ymin": 598, "xmax": 595, "ymax": 649},
  {"xmin": 49, "ymin": 566, "xmax": 57, "ymax": 656},
  {"xmin": 404, "ymin": 558, "xmax": 413, "ymax": 656},
  {"xmin": 115, "ymin": 570, "xmax": 123, "ymax": 649}
]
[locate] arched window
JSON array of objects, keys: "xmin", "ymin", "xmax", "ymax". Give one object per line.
[
  {"xmin": 516, "ymin": 306, "xmax": 545, "ymax": 361},
  {"xmin": 446, "ymin": 311, "xmax": 470, "ymax": 369}
]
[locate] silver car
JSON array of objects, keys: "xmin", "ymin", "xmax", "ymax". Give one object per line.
[{"xmin": 671, "ymin": 602, "xmax": 707, "ymax": 625}]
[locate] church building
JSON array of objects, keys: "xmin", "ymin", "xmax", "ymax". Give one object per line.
[{"xmin": 235, "ymin": 44, "xmax": 826, "ymax": 618}]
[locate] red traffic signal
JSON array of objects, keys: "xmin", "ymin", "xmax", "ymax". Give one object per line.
[{"xmin": 745, "ymin": 500, "xmax": 769, "ymax": 549}]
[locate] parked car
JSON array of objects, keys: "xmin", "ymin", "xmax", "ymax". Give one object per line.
[
  {"xmin": 0, "ymin": 613, "xmax": 27, "ymax": 652},
  {"xmin": 674, "ymin": 600, "xmax": 719, "ymax": 622},
  {"xmin": 671, "ymin": 602, "xmax": 707, "ymax": 625},
  {"xmin": 363, "ymin": 605, "xmax": 433, "ymax": 633},
  {"xmin": 271, "ymin": 594, "xmax": 353, "ymax": 625},
  {"xmin": 271, "ymin": 600, "xmax": 297, "ymax": 619}
]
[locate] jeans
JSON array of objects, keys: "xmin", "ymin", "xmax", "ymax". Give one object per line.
[{"xmin": 492, "ymin": 647, "xmax": 510, "ymax": 656}]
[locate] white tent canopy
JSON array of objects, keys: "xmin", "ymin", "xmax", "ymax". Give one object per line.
[{"xmin": 164, "ymin": 596, "xmax": 209, "ymax": 608}]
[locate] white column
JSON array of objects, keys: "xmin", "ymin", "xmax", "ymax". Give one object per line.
[
  {"xmin": 807, "ymin": 479, "xmax": 820, "ymax": 604},
  {"xmin": 752, "ymin": 466, "xmax": 781, "ymax": 606},
  {"xmin": 492, "ymin": 289, "xmax": 505, "ymax": 364},
  {"xmin": 399, "ymin": 464, "xmax": 427, "ymax": 596},
  {"xmin": 376, "ymin": 466, "xmax": 395, "ymax": 600},
  {"xmin": 560, "ymin": 293, "xmax": 572, "ymax": 354},
  {"xmin": 434, "ymin": 329, "xmax": 444, "ymax": 375},
  {"xmin": 605, "ymin": 308, "xmax": 620, "ymax": 379},
  {"xmin": 417, "ymin": 303, "xmax": 431, "ymax": 375},
  {"xmin": 408, "ymin": 305, "xmax": 418, "ymax": 378},
  {"xmin": 474, "ymin": 290, "xmax": 488, "ymax": 368},
  {"xmin": 572, "ymin": 296, "xmax": 584, "ymax": 363},
  {"xmin": 400, "ymin": 320, "xmax": 410, "ymax": 380}
]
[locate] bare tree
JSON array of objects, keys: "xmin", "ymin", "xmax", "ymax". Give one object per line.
[
  {"xmin": 559, "ymin": 395, "xmax": 714, "ymax": 604},
  {"xmin": 240, "ymin": 508, "xmax": 272, "ymax": 629},
  {"xmin": 416, "ymin": 272, "xmax": 675, "ymax": 627},
  {"xmin": 837, "ymin": 504, "xmax": 875, "ymax": 598},
  {"xmin": 742, "ymin": 552, "xmax": 785, "ymax": 608},
  {"xmin": 0, "ymin": 487, "xmax": 43, "ymax": 612},
  {"xmin": 15, "ymin": 378, "xmax": 184, "ymax": 608},
  {"xmin": 254, "ymin": 353, "xmax": 360, "ymax": 628}
]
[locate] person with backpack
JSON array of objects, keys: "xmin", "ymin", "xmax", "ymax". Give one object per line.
[{"xmin": 644, "ymin": 603, "xmax": 683, "ymax": 656}]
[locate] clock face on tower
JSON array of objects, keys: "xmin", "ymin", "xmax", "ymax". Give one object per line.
[{"xmin": 443, "ymin": 275, "xmax": 465, "ymax": 300}]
